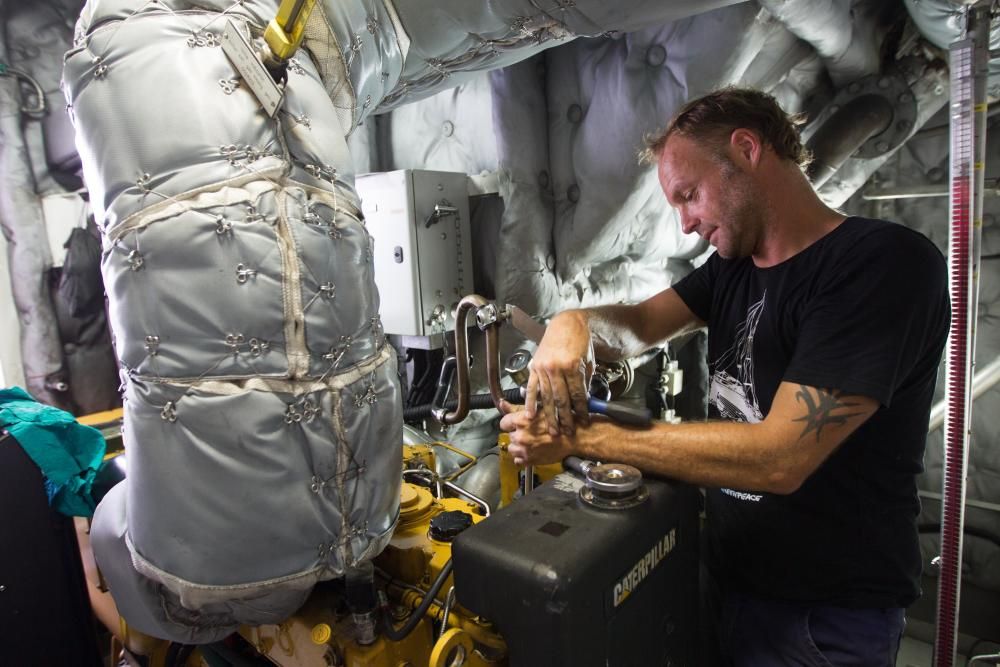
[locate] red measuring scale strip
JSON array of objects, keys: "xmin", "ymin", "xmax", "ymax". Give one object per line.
[{"xmin": 935, "ymin": 40, "xmax": 975, "ymax": 667}]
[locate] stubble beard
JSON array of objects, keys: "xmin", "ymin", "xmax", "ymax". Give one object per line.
[{"xmin": 716, "ymin": 163, "xmax": 762, "ymax": 259}]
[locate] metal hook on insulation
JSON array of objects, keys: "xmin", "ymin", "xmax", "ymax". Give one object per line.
[{"xmin": 0, "ymin": 64, "xmax": 47, "ymax": 116}]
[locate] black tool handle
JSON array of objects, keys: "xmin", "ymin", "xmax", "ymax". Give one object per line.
[{"xmin": 587, "ymin": 397, "xmax": 652, "ymax": 427}]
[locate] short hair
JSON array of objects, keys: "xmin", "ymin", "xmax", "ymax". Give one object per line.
[{"xmin": 640, "ymin": 87, "xmax": 812, "ymax": 169}]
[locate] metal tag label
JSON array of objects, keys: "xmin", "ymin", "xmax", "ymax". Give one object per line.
[{"xmin": 221, "ymin": 21, "xmax": 284, "ymax": 117}]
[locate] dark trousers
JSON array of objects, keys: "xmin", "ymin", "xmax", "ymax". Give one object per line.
[{"xmin": 718, "ymin": 593, "xmax": 905, "ymax": 667}]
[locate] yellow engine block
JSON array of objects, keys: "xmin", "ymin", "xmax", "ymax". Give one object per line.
[
  {"xmin": 232, "ymin": 443, "xmax": 508, "ymax": 667},
  {"xmin": 103, "ymin": 442, "xmax": 518, "ymax": 667}
]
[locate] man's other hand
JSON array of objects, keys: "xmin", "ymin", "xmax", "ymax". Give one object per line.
[
  {"xmin": 500, "ymin": 408, "xmax": 576, "ymax": 466},
  {"xmin": 525, "ymin": 310, "xmax": 595, "ymax": 436}
]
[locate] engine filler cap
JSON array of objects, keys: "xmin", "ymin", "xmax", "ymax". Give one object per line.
[
  {"xmin": 580, "ymin": 463, "xmax": 649, "ymax": 510},
  {"xmin": 429, "ymin": 510, "xmax": 474, "ymax": 542}
]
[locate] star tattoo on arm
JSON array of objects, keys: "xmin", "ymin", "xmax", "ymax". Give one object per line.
[{"xmin": 791, "ymin": 385, "xmax": 865, "ymax": 441}]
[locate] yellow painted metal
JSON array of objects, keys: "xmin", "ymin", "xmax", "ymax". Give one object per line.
[
  {"xmin": 263, "ymin": 0, "xmax": 317, "ymax": 63},
  {"xmin": 535, "ymin": 463, "xmax": 562, "ymax": 485},
  {"xmin": 379, "ymin": 480, "xmax": 505, "ymax": 661},
  {"xmin": 403, "ymin": 444, "xmax": 435, "ymax": 472},
  {"xmin": 404, "ymin": 442, "xmax": 480, "ymax": 481},
  {"xmin": 430, "ymin": 628, "xmax": 475, "ymax": 667},
  {"xmin": 116, "ymin": 617, "xmax": 172, "ymax": 663},
  {"xmin": 399, "ymin": 483, "xmax": 435, "ymax": 526},
  {"xmin": 497, "ymin": 433, "xmax": 561, "ymax": 508},
  {"xmin": 497, "ymin": 434, "xmax": 518, "ymax": 509},
  {"xmin": 76, "ymin": 407, "xmax": 123, "ymax": 427},
  {"xmin": 430, "ymin": 441, "xmax": 478, "ymax": 481},
  {"xmin": 243, "ymin": 597, "xmax": 435, "ymax": 667},
  {"xmin": 379, "ymin": 483, "xmax": 484, "ymax": 591},
  {"xmin": 340, "ymin": 625, "xmax": 434, "ymax": 667},
  {"xmin": 393, "ymin": 587, "xmax": 505, "ymax": 656},
  {"xmin": 310, "ymin": 622, "xmax": 332, "ymax": 645},
  {"xmin": 233, "ymin": 448, "xmax": 510, "ymax": 667}
]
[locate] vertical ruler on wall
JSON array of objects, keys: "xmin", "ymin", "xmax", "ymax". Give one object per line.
[{"xmin": 934, "ymin": 5, "xmax": 991, "ymax": 666}]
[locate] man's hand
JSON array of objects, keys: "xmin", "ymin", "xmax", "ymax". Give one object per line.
[
  {"xmin": 525, "ymin": 310, "xmax": 595, "ymax": 436},
  {"xmin": 500, "ymin": 408, "xmax": 577, "ymax": 466}
]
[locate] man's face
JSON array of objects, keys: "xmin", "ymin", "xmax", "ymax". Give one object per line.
[{"xmin": 658, "ymin": 133, "xmax": 762, "ymax": 259}]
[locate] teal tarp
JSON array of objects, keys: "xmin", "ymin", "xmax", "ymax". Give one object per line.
[{"xmin": 0, "ymin": 387, "xmax": 106, "ymax": 517}]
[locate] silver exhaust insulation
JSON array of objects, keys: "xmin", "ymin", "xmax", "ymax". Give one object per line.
[
  {"xmin": 0, "ymin": 22, "xmax": 66, "ymax": 408},
  {"xmin": 65, "ymin": 2, "xmax": 402, "ymax": 643},
  {"xmin": 758, "ymin": 0, "xmax": 880, "ymax": 87}
]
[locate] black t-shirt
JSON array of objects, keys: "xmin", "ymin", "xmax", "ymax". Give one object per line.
[{"xmin": 672, "ymin": 216, "xmax": 950, "ymax": 608}]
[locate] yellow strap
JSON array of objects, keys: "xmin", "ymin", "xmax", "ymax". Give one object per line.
[{"xmin": 264, "ymin": 0, "xmax": 317, "ymax": 62}]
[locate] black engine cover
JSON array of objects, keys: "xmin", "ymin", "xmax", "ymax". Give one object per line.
[{"xmin": 452, "ymin": 472, "xmax": 699, "ymax": 666}]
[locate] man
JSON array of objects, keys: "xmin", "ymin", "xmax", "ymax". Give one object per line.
[{"xmin": 499, "ymin": 87, "xmax": 950, "ymax": 665}]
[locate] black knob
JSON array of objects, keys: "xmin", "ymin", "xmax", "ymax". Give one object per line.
[{"xmin": 429, "ymin": 510, "xmax": 473, "ymax": 542}]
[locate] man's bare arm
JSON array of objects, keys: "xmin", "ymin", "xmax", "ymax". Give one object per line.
[
  {"xmin": 504, "ymin": 381, "xmax": 878, "ymax": 494},
  {"xmin": 583, "ymin": 288, "xmax": 705, "ymax": 361},
  {"xmin": 524, "ymin": 288, "xmax": 702, "ymax": 436}
]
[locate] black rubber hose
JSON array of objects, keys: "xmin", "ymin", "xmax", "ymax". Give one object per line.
[
  {"xmin": 563, "ymin": 456, "xmax": 593, "ymax": 477},
  {"xmin": 403, "ymin": 388, "xmax": 523, "ymax": 421},
  {"xmin": 200, "ymin": 640, "xmax": 273, "ymax": 666},
  {"xmin": 431, "ymin": 357, "xmax": 458, "ymax": 410},
  {"xmin": 381, "ymin": 559, "xmax": 454, "ymax": 641},
  {"xmin": 806, "ymin": 94, "xmax": 893, "ymax": 189}
]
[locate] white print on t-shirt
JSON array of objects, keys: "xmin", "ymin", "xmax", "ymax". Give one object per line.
[
  {"xmin": 720, "ymin": 488, "xmax": 763, "ymax": 502},
  {"xmin": 711, "ymin": 291, "xmax": 767, "ymax": 503},
  {"xmin": 710, "ymin": 291, "xmax": 766, "ymax": 424}
]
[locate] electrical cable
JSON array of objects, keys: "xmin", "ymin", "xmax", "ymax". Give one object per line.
[
  {"xmin": 403, "ymin": 388, "xmax": 523, "ymax": 421},
  {"xmin": 165, "ymin": 642, "xmax": 195, "ymax": 667},
  {"xmin": 380, "ymin": 558, "xmax": 454, "ymax": 641},
  {"xmin": 405, "ymin": 350, "xmax": 436, "ymax": 407}
]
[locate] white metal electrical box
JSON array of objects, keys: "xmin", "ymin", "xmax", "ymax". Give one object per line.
[{"xmin": 356, "ymin": 169, "xmax": 473, "ymax": 337}]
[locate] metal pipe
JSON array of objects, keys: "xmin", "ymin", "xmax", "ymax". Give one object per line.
[
  {"xmin": 862, "ymin": 179, "xmax": 1000, "ymax": 200},
  {"xmin": 435, "ymin": 295, "xmax": 513, "ymax": 424},
  {"xmin": 442, "ymin": 479, "xmax": 491, "ymax": 517},
  {"xmin": 862, "ymin": 186, "xmax": 946, "ymax": 200},
  {"xmin": 816, "ymin": 61, "xmax": 950, "ymax": 207},
  {"xmin": 439, "ymin": 587, "xmax": 456, "ymax": 638},
  {"xmin": 918, "ymin": 490, "xmax": 1000, "ymax": 515},
  {"xmin": 757, "ymin": 0, "xmax": 879, "ymax": 86},
  {"xmin": 472, "ymin": 301, "xmax": 512, "ymax": 413},
  {"xmin": 806, "ymin": 94, "xmax": 894, "ymax": 188},
  {"xmin": 928, "ymin": 356, "xmax": 1000, "ymax": 432},
  {"xmin": 381, "ymin": 559, "xmax": 453, "ymax": 641},
  {"xmin": 483, "ymin": 322, "xmax": 506, "ymax": 411},
  {"xmin": 435, "ymin": 295, "xmax": 489, "ymax": 425},
  {"xmin": 523, "ymin": 464, "xmax": 535, "ymax": 495},
  {"xmin": 916, "ymin": 103, "xmax": 999, "ymax": 140},
  {"xmin": 403, "ymin": 388, "xmax": 524, "ymax": 422},
  {"xmin": 389, "ymin": 585, "xmax": 506, "ymax": 651},
  {"xmin": 401, "ymin": 468, "xmax": 492, "ymax": 516},
  {"xmin": 402, "ymin": 468, "xmax": 443, "ymax": 498},
  {"xmin": 0, "ymin": 35, "xmax": 66, "ymax": 408}
]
